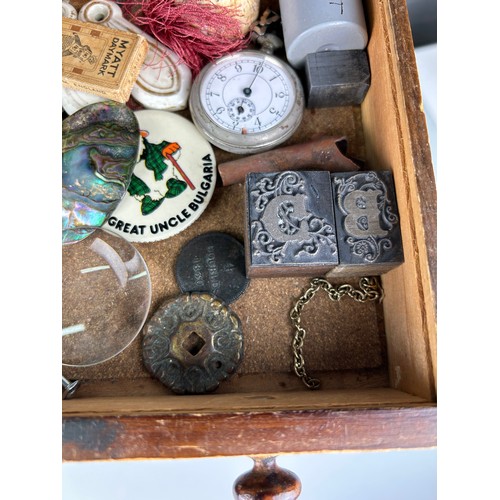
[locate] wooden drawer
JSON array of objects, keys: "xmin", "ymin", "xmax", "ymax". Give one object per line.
[{"xmin": 63, "ymin": 0, "xmax": 437, "ymax": 460}]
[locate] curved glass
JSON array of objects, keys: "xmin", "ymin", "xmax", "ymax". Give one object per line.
[{"xmin": 62, "ymin": 226, "xmax": 152, "ymax": 367}]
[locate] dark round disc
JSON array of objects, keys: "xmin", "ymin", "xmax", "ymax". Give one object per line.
[{"xmin": 175, "ymin": 232, "xmax": 250, "ymax": 304}]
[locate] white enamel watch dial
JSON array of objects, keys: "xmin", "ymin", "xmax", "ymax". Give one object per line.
[{"xmin": 189, "ymin": 50, "xmax": 305, "ymax": 154}]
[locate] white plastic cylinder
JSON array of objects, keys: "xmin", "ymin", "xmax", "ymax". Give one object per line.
[{"xmin": 278, "ymin": 0, "xmax": 368, "ymax": 69}]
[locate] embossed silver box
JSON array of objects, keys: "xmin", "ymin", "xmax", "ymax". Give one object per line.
[
  {"xmin": 327, "ymin": 170, "xmax": 404, "ymax": 277},
  {"xmin": 244, "ymin": 170, "xmax": 339, "ymax": 277}
]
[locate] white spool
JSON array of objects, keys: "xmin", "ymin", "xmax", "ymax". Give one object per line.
[{"xmin": 279, "ymin": 0, "xmax": 368, "ymax": 69}]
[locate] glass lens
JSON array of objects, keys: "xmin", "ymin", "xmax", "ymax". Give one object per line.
[{"xmin": 62, "ymin": 226, "xmax": 151, "ymax": 367}]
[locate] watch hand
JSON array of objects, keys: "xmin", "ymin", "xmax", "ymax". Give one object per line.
[{"xmin": 243, "ymin": 64, "xmax": 262, "ymax": 96}]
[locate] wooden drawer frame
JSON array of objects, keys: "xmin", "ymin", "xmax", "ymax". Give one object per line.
[{"xmin": 63, "ymin": 0, "xmax": 437, "ymax": 460}]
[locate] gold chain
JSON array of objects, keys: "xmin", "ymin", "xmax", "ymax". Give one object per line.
[{"xmin": 290, "ymin": 277, "xmax": 384, "ymax": 390}]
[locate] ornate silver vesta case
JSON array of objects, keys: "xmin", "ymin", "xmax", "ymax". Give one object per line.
[
  {"xmin": 244, "ymin": 170, "xmax": 339, "ymax": 277},
  {"xmin": 327, "ymin": 170, "xmax": 404, "ymax": 277}
]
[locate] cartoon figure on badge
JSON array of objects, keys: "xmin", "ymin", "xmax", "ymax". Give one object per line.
[{"xmin": 128, "ymin": 131, "xmax": 195, "ymax": 215}]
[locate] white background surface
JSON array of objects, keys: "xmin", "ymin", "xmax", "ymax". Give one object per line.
[
  {"xmin": 415, "ymin": 44, "xmax": 437, "ymax": 173},
  {"xmin": 63, "ymin": 450, "xmax": 437, "ymax": 499}
]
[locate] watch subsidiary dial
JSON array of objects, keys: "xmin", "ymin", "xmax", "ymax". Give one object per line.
[
  {"xmin": 227, "ymin": 97, "xmax": 256, "ymax": 122},
  {"xmin": 189, "ymin": 50, "xmax": 305, "ymax": 154}
]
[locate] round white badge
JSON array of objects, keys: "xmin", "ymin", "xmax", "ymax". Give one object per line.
[{"xmin": 104, "ymin": 110, "xmax": 216, "ymax": 242}]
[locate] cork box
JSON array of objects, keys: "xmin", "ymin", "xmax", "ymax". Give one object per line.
[{"xmin": 63, "ymin": 0, "xmax": 437, "ymax": 460}]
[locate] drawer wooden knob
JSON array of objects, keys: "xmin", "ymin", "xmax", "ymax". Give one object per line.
[{"xmin": 233, "ymin": 456, "xmax": 301, "ymax": 499}]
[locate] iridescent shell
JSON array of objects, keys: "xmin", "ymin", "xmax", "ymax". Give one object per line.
[{"xmin": 62, "ymin": 101, "xmax": 140, "ymax": 241}]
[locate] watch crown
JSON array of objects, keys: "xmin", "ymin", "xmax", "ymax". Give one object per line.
[{"xmin": 254, "ymin": 33, "xmax": 283, "ymax": 55}]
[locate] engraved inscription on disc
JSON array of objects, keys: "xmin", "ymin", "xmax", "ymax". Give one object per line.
[{"xmin": 175, "ymin": 232, "xmax": 250, "ymax": 304}]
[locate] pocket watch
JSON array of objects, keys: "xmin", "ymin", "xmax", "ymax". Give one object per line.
[{"xmin": 189, "ymin": 48, "xmax": 305, "ymax": 154}]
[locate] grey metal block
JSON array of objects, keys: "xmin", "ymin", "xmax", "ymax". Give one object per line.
[
  {"xmin": 305, "ymin": 50, "xmax": 370, "ymax": 108},
  {"xmin": 245, "ymin": 170, "xmax": 339, "ymax": 277}
]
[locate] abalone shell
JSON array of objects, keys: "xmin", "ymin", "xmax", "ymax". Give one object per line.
[{"xmin": 62, "ymin": 101, "xmax": 140, "ymax": 241}]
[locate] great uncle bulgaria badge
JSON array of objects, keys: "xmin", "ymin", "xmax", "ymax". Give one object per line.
[{"xmin": 105, "ymin": 110, "xmax": 216, "ymax": 242}]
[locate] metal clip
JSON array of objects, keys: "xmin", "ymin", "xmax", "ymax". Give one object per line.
[{"xmin": 250, "ymin": 8, "xmax": 283, "ymax": 54}]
